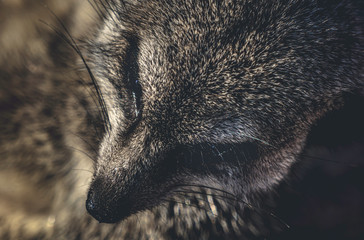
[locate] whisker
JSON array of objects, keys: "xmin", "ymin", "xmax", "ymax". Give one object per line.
[
  {"xmin": 70, "ymin": 168, "xmax": 93, "ymax": 174},
  {"xmin": 170, "ymin": 191, "xmax": 233, "ymax": 216},
  {"xmin": 172, "ymin": 184, "xmax": 290, "ymax": 229},
  {"xmin": 173, "ymin": 183, "xmax": 238, "ymax": 199},
  {"xmin": 172, "ymin": 190, "xmax": 240, "ymax": 205},
  {"xmin": 40, "ymin": 6, "xmax": 112, "ymax": 134},
  {"xmin": 209, "ymin": 143, "xmax": 226, "ymax": 162},
  {"xmin": 63, "ymin": 77, "xmax": 105, "ymax": 140},
  {"xmin": 67, "ymin": 131, "xmax": 99, "ymax": 155},
  {"xmin": 160, "ymin": 197, "xmax": 218, "ymax": 217},
  {"xmin": 88, "ymin": 0, "xmax": 107, "ymax": 21},
  {"xmin": 65, "ymin": 145, "xmax": 97, "ymax": 162},
  {"xmin": 297, "ymin": 153, "xmax": 363, "ymax": 168},
  {"xmin": 242, "ymin": 134, "xmax": 273, "ymax": 147}
]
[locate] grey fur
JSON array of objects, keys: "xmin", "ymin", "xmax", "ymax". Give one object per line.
[{"xmin": 0, "ymin": 0, "xmax": 363, "ymax": 239}]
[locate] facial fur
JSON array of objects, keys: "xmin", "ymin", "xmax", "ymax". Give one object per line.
[{"xmin": 85, "ymin": 0, "xmax": 363, "ymax": 224}]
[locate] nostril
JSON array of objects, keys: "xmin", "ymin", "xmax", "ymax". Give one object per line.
[
  {"xmin": 86, "ymin": 189, "xmax": 112, "ymax": 223},
  {"xmin": 86, "ymin": 191, "xmax": 96, "ymax": 213},
  {"xmin": 86, "ymin": 190, "xmax": 100, "ymax": 218}
]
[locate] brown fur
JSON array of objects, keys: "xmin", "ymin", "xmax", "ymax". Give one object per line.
[{"xmin": 0, "ymin": 0, "xmax": 363, "ymax": 239}]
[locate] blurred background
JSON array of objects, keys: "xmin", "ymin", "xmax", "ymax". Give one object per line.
[{"xmin": 0, "ymin": 0, "xmax": 96, "ymax": 69}]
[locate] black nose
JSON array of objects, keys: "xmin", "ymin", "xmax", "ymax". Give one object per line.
[
  {"xmin": 86, "ymin": 179, "xmax": 133, "ymax": 223},
  {"xmin": 86, "ymin": 189, "xmax": 116, "ymax": 223},
  {"xmin": 85, "ymin": 179, "xmax": 122, "ymax": 223}
]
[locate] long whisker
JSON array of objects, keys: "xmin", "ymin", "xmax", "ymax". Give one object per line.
[
  {"xmin": 65, "ymin": 145, "xmax": 97, "ymax": 163},
  {"xmin": 172, "ymin": 184, "xmax": 290, "ymax": 229},
  {"xmin": 88, "ymin": 0, "xmax": 107, "ymax": 20},
  {"xmin": 67, "ymin": 131, "xmax": 99, "ymax": 155},
  {"xmin": 297, "ymin": 153, "xmax": 362, "ymax": 168},
  {"xmin": 40, "ymin": 6, "xmax": 111, "ymax": 134},
  {"xmin": 61, "ymin": 76, "xmax": 104, "ymax": 140},
  {"xmin": 243, "ymin": 134, "xmax": 273, "ymax": 147}
]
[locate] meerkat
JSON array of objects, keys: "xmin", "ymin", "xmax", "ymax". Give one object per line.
[{"xmin": 0, "ymin": 0, "xmax": 363, "ymax": 239}]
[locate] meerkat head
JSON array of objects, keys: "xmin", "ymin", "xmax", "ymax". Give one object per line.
[{"xmin": 85, "ymin": 0, "xmax": 363, "ymax": 223}]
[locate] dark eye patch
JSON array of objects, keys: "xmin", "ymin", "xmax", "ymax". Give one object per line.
[{"xmin": 124, "ymin": 35, "xmax": 142, "ymax": 118}]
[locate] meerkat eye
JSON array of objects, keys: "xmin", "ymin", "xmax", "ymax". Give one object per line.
[
  {"xmin": 124, "ymin": 35, "xmax": 142, "ymax": 118},
  {"xmin": 130, "ymin": 79, "xmax": 142, "ymax": 117}
]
